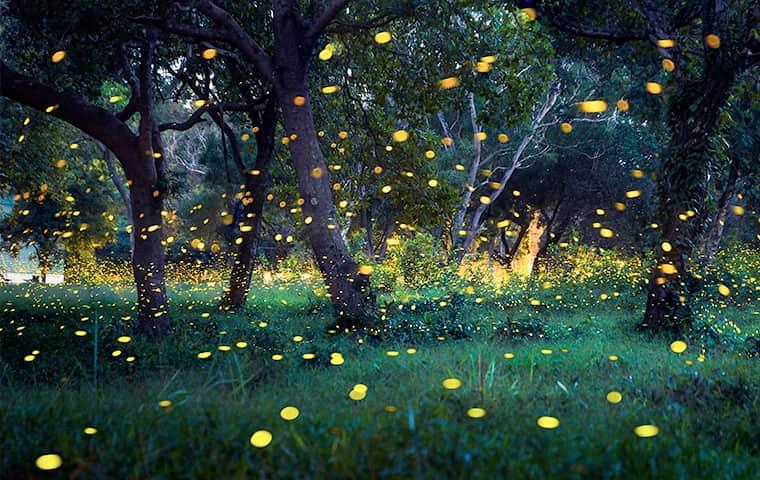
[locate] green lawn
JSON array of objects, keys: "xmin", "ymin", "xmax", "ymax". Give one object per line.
[{"xmin": 1, "ymin": 281, "xmax": 759, "ymax": 479}]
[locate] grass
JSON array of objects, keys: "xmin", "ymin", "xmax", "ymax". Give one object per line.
[{"xmin": 1, "ymin": 278, "xmax": 759, "ymax": 479}]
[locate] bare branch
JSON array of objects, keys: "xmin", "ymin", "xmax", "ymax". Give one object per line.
[
  {"xmin": 195, "ymin": 0, "xmax": 274, "ymax": 81},
  {"xmin": 158, "ymin": 103, "xmax": 263, "ymax": 132}
]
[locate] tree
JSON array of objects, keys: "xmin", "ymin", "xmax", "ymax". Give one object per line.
[
  {"xmin": 1, "ymin": 3, "xmax": 174, "ymax": 335},
  {"xmin": 159, "ymin": 54, "xmax": 279, "ymax": 309},
  {"xmin": 533, "ymin": 0, "xmax": 760, "ymax": 332},
  {"xmin": 0, "ymin": 108, "xmax": 117, "ymax": 283}
]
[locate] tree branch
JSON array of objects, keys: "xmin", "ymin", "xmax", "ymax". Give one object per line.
[
  {"xmin": 544, "ymin": 10, "xmax": 647, "ymax": 43},
  {"xmin": 306, "ymin": 0, "xmax": 352, "ymax": 38},
  {"xmin": 195, "ymin": 0, "xmax": 274, "ymax": 81},
  {"xmin": 0, "ymin": 61, "xmax": 138, "ymax": 170},
  {"xmin": 158, "ymin": 103, "xmax": 263, "ymax": 132},
  {"xmin": 130, "ymin": 15, "xmax": 232, "ymax": 44}
]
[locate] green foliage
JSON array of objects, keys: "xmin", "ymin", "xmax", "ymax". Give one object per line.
[{"xmin": 1, "ymin": 273, "xmax": 760, "ymax": 478}]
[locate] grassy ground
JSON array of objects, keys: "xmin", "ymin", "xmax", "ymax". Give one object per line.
[{"xmin": 1, "ymin": 280, "xmax": 759, "ymax": 479}]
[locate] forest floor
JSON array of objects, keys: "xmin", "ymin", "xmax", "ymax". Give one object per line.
[{"xmin": 1, "ymin": 282, "xmax": 759, "ymax": 479}]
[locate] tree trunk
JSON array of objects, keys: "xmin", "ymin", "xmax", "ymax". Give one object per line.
[
  {"xmin": 641, "ymin": 72, "xmax": 735, "ymax": 333},
  {"xmin": 37, "ymin": 248, "xmax": 50, "ymax": 284},
  {"xmin": 360, "ymin": 207, "xmax": 375, "ymax": 259},
  {"xmin": 455, "ymin": 83, "xmax": 561, "ymax": 265},
  {"xmin": 1, "ymin": 47, "xmax": 171, "ymax": 336},
  {"xmin": 701, "ymin": 156, "xmax": 739, "ymax": 263},
  {"xmin": 221, "ymin": 99, "xmax": 277, "ymax": 310},
  {"xmin": 376, "ymin": 219, "xmax": 396, "ymax": 263},
  {"xmin": 511, "ymin": 209, "xmax": 548, "ymax": 276},
  {"xmin": 277, "ymin": 93, "xmax": 374, "ymax": 328},
  {"xmin": 131, "ymin": 78, "xmax": 170, "ymax": 336},
  {"xmin": 272, "ymin": 15, "xmax": 374, "ymax": 328},
  {"xmin": 128, "ymin": 151, "xmax": 170, "ymax": 336},
  {"xmin": 451, "ymin": 92, "xmax": 483, "ymax": 250}
]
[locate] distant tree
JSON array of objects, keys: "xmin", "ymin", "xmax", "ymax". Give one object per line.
[{"xmin": 0, "ymin": 110, "xmax": 117, "ymax": 282}]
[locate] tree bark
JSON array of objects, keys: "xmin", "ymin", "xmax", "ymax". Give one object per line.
[
  {"xmin": 641, "ymin": 72, "xmax": 735, "ymax": 332},
  {"xmin": 450, "ymin": 92, "xmax": 482, "ymax": 245},
  {"xmin": 221, "ymin": 98, "xmax": 277, "ymax": 310},
  {"xmin": 36, "ymin": 247, "xmax": 50, "ymax": 284}
]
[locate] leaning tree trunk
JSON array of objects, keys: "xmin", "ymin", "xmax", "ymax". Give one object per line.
[
  {"xmin": 221, "ymin": 100, "xmax": 277, "ymax": 310},
  {"xmin": 641, "ymin": 73, "xmax": 734, "ymax": 333},
  {"xmin": 278, "ymin": 93, "xmax": 374, "ymax": 328},
  {"xmin": 701, "ymin": 156, "xmax": 739, "ymax": 263},
  {"xmin": 272, "ymin": 17, "xmax": 374, "ymax": 328}
]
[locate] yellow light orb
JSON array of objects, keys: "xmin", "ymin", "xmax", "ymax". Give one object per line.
[
  {"xmin": 670, "ymin": 340, "xmax": 687, "ymax": 353},
  {"xmin": 520, "ymin": 7, "xmax": 537, "ymax": 21},
  {"xmin": 250, "ymin": 430, "xmax": 273, "ymax": 448},
  {"xmin": 442, "ymin": 378, "xmax": 462, "ymax": 390},
  {"xmin": 318, "ymin": 43, "xmax": 334, "ymax": 60},
  {"xmin": 374, "ymin": 31, "xmax": 392, "ymax": 44},
  {"xmin": 439, "ymin": 77, "xmax": 461, "ymax": 90},
  {"xmin": 349, "ymin": 389, "xmax": 367, "ymax": 401},
  {"xmin": 606, "ymin": 391, "xmax": 623, "ymax": 404},
  {"xmin": 537, "ymin": 416, "xmax": 560, "ymax": 429},
  {"xmin": 646, "ymin": 82, "xmax": 663, "ymax": 95},
  {"xmin": 358, "ymin": 264, "xmax": 374, "ymax": 275},
  {"xmin": 392, "ymin": 129, "xmax": 409, "ymax": 142},
  {"xmin": 51, "ymin": 51, "xmax": 66, "ymax": 63},
  {"xmin": 634, "ymin": 425, "xmax": 659, "ymax": 438},
  {"xmin": 35, "ymin": 454, "xmax": 62, "ymax": 470},
  {"xmin": 467, "ymin": 407, "xmax": 487, "ymax": 418},
  {"xmin": 560, "ymin": 122, "xmax": 573, "ymax": 134},
  {"xmin": 201, "ymin": 48, "xmax": 217, "ymax": 60},
  {"xmin": 705, "ymin": 34, "xmax": 721, "ymax": 49},
  {"xmin": 280, "ymin": 406, "xmax": 300, "ymax": 421},
  {"xmin": 578, "ymin": 100, "xmax": 608, "ymax": 113}
]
